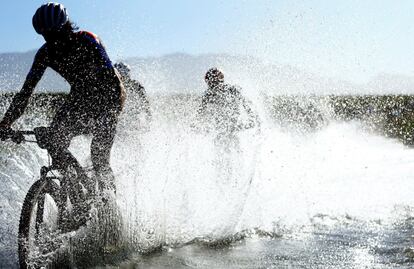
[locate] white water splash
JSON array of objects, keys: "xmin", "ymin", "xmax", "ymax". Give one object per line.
[{"xmin": 1, "ymin": 97, "xmax": 414, "ymax": 266}]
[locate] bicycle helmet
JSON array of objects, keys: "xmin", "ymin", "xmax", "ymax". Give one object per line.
[
  {"xmin": 205, "ymin": 67, "xmax": 224, "ymax": 84},
  {"xmin": 114, "ymin": 62, "xmax": 131, "ymax": 78},
  {"xmin": 32, "ymin": 2, "xmax": 69, "ymax": 35}
]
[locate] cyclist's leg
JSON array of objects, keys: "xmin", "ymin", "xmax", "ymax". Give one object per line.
[
  {"xmin": 91, "ymin": 105, "xmax": 119, "ymax": 190},
  {"xmin": 91, "ymin": 108, "xmax": 119, "ymax": 191},
  {"xmin": 47, "ymin": 102, "xmax": 88, "ymax": 176}
]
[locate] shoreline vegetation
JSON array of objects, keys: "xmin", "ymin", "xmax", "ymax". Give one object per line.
[{"xmin": 1, "ymin": 92, "xmax": 414, "ymax": 145}]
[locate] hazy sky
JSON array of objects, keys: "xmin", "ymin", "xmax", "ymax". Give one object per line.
[{"xmin": 1, "ymin": 0, "xmax": 413, "ymax": 83}]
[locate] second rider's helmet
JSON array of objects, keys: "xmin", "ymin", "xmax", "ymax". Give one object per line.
[
  {"xmin": 114, "ymin": 62, "xmax": 131, "ymax": 78},
  {"xmin": 205, "ymin": 67, "xmax": 224, "ymax": 85},
  {"xmin": 32, "ymin": 2, "xmax": 69, "ymax": 35}
]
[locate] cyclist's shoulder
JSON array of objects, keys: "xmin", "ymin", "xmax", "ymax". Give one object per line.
[
  {"xmin": 35, "ymin": 43, "xmax": 48, "ymax": 53},
  {"xmin": 226, "ymin": 83, "xmax": 241, "ymax": 92},
  {"xmin": 76, "ymin": 30, "xmax": 102, "ymax": 45},
  {"xmin": 229, "ymin": 84, "xmax": 245, "ymax": 98},
  {"xmin": 124, "ymin": 78, "xmax": 143, "ymax": 89},
  {"xmin": 202, "ymin": 87, "xmax": 215, "ymax": 98},
  {"xmin": 33, "ymin": 43, "xmax": 49, "ymax": 61}
]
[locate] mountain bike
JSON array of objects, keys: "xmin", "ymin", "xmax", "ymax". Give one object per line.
[{"xmin": 2, "ymin": 127, "xmax": 101, "ymax": 269}]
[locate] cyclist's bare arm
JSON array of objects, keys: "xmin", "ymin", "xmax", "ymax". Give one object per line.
[{"xmin": 0, "ymin": 47, "xmax": 47, "ymax": 127}]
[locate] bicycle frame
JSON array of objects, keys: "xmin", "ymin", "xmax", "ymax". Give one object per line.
[{"xmin": 10, "ymin": 128, "xmax": 97, "ymax": 268}]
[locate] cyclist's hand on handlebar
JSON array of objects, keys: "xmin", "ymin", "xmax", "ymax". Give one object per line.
[
  {"xmin": 0, "ymin": 125, "xmax": 24, "ymax": 144},
  {"xmin": 11, "ymin": 131, "xmax": 24, "ymax": 144},
  {"xmin": 0, "ymin": 124, "xmax": 12, "ymax": 141}
]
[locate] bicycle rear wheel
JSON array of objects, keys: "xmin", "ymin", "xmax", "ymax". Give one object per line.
[{"xmin": 18, "ymin": 177, "xmax": 61, "ymax": 269}]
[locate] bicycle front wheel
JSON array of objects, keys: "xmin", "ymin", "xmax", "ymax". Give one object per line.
[{"xmin": 18, "ymin": 177, "xmax": 61, "ymax": 269}]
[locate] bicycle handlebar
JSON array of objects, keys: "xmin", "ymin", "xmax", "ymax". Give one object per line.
[
  {"xmin": 0, "ymin": 129, "xmax": 36, "ymax": 144},
  {"xmin": 16, "ymin": 130, "xmax": 35, "ymax": 135}
]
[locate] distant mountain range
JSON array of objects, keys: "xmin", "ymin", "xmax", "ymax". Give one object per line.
[
  {"xmin": 1, "ymin": 50, "xmax": 414, "ymax": 95},
  {"xmin": 0, "ymin": 50, "xmax": 69, "ymax": 92}
]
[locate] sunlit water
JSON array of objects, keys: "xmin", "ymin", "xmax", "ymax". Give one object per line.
[{"xmin": 1, "ymin": 96, "xmax": 414, "ymax": 268}]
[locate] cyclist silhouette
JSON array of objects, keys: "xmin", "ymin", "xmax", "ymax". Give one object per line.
[{"xmin": 0, "ymin": 3, "xmax": 125, "ymax": 191}]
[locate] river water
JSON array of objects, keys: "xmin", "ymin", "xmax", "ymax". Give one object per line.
[{"xmin": 0, "ymin": 95, "xmax": 413, "ymax": 268}]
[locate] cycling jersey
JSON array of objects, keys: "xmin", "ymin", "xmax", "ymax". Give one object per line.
[
  {"xmin": 199, "ymin": 83, "xmax": 244, "ymax": 134},
  {"xmin": 198, "ymin": 83, "xmax": 260, "ymax": 135},
  {"xmin": 27, "ymin": 31, "xmax": 123, "ymax": 104}
]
